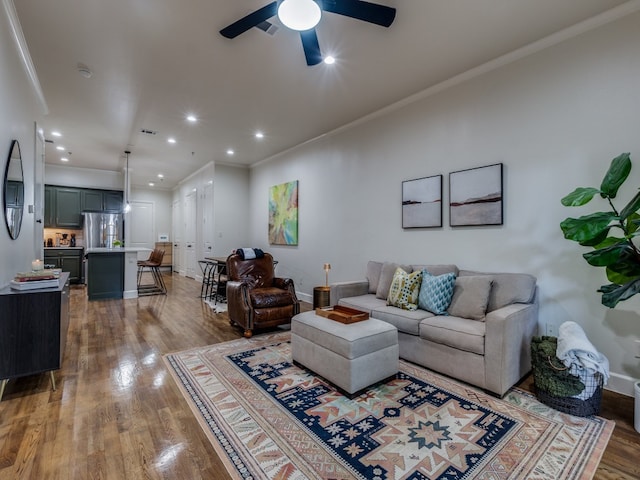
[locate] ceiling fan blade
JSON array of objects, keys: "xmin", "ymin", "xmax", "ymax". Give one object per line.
[
  {"xmin": 300, "ymin": 29, "xmax": 322, "ymax": 66},
  {"xmin": 322, "ymin": 0, "xmax": 396, "ymax": 27},
  {"xmin": 220, "ymin": 2, "xmax": 278, "ymax": 39}
]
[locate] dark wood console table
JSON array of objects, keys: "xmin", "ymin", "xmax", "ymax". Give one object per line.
[{"xmin": 0, "ymin": 272, "xmax": 70, "ymax": 400}]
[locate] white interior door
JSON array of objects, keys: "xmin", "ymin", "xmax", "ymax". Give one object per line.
[
  {"xmin": 172, "ymin": 199, "xmax": 182, "ymax": 273},
  {"xmin": 184, "ymin": 191, "xmax": 197, "ymax": 278},
  {"xmin": 129, "ymin": 201, "xmax": 155, "ymax": 254},
  {"xmin": 202, "ymin": 182, "xmax": 214, "ymax": 258}
]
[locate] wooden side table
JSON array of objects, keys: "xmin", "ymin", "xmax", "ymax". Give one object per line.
[{"xmin": 313, "ymin": 286, "xmax": 330, "ymax": 309}]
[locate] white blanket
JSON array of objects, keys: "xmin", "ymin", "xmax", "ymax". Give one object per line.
[
  {"xmin": 242, "ymin": 248, "xmax": 256, "ymax": 260},
  {"xmin": 556, "ymin": 321, "xmax": 609, "ymax": 399}
]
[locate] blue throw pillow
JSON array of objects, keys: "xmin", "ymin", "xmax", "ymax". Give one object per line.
[{"xmin": 418, "ymin": 270, "xmax": 456, "ymax": 315}]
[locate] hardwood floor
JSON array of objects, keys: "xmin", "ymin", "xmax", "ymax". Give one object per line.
[{"xmin": 0, "ymin": 273, "xmax": 638, "ymax": 479}]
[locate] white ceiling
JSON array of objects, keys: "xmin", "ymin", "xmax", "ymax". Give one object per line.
[{"xmin": 13, "ymin": 0, "xmax": 629, "ymax": 189}]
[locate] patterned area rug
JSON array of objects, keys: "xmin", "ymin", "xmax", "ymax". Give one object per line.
[{"xmin": 164, "ymin": 332, "xmax": 614, "ymax": 480}]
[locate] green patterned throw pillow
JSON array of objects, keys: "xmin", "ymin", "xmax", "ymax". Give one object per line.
[
  {"xmin": 387, "ymin": 267, "xmax": 422, "ymax": 311},
  {"xmin": 418, "ymin": 270, "xmax": 456, "ymax": 314}
]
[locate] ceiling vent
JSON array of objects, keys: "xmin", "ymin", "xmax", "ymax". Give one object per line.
[{"xmin": 140, "ymin": 129, "xmax": 157, "ymax": 135}]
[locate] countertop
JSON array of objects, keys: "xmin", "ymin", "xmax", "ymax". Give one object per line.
[
  {"xmin": 86, "ymin": 247, "xmax": 151, "ymax": 254},
  {"xmin": 44, "ymin": 246, "xmax": 84, "ymax": 250}
]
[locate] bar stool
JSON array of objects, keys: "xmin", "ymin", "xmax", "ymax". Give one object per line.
[
  {"xmin": 198, "ymin": 260, "xmax": 217, "ymax": 299},
  {"xmin": 137, "ymin": 249, "xmax": 166, "ymax": 295}
]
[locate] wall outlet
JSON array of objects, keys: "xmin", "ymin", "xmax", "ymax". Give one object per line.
[{"xmin": 545, "ymin": 322, "xmax": 558, "ymax": 337}]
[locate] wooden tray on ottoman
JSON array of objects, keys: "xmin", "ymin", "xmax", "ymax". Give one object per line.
[{"xmin": 315, "ymin": 305, "xmax": 369, "ymax": 324}]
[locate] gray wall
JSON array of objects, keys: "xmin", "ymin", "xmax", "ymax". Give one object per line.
[
  {"xmin": 213, "ymin": 164, "xmax": 250, "ymax": 257},
  {"xmin": 0, "ymin": 4, "xmax": 44, "ymax": 285},
  {"xmin": 249, "ymin": 12, "xmax": 640, "ymax": 395}
]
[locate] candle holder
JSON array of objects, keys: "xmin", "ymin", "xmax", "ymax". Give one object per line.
[{"xmin": 32, "ymin": 259, "xmax": 44, "ymax": 272}]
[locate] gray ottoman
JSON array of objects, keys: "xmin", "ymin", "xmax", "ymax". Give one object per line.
[{"xmin": 291, "ymin": 311, "xmax": 399, "ymax": 395}]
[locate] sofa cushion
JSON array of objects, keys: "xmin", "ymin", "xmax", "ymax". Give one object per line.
[
  {"xmin": 371, "ymin": 305, "xmax": 434, "ymax": 335},
  {"xmin": 411, "ymin": 264, "xmax": 459, "ymax": 277},
  {"xmin": 419, "ymin": 316, "xmax": 486, "ymax": 355},
  {"xmin": 338, "ymin": 294, "xmax": 387, "ymax": 314},
  {"xmin": 418, "ymin": 270, "xmax": 456, "ymax": 315},
  {"xmin": 447, "ymin": 276, "xmax": 493, "ymax": 320},
  {"xmin": 459, "ymin": 270, "xmax": 537, "ymax": 311},
  {"xmin": 367, "ymin": 261, "xmax": 383, "ymax": 294},
  {"xmin": 376, "ymin": 262, "xmax": 412, "ymax": 300},
  {"xmin": 387, "ymin": 268, "xmax": 422, "ymax": 311}
]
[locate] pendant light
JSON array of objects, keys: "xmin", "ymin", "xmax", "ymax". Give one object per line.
[{"xmin": 124, "ymin": 150, "xmax": 131, "ymax": 213}]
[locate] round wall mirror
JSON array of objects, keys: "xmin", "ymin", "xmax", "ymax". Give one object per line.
[{"xmin": 4, "ymin": 140, "xmax": 24, "ymax": 239}]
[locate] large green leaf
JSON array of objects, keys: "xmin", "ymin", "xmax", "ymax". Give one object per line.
[
  {"xmin": 560, "ymin": 212, "xmax": 616, "ymax": 246},
  {"xmin": 598, "ymin": 277, "xmax": 640, "ymax": 307},
  {"xmin": 561, "ymin": 187, "xmax": 600, "ymax": 207},
  {"xmin": 603, "ymin": 248, "xmax": 640, "ymax": 277},
  {"xmin": 606, "ymin": 266, "xmax": 639, "ymax": 285},
  {"xmin": 583, "ymin": 243, "xmax": 631, "ymax": 266},
  {"xmin": 620, "ymin": 192, "xmax": 640, "ymax": 224},
  {"xmin": 594, "ymin": 236, "xmax": 627, "ymax": 248},
  {"xmin": 600, "ymin": 152, "xmax": 631, "ymax": 198}
]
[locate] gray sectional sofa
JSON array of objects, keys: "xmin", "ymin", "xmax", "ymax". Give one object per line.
[{"xmin": 329, "ymin": 261, "xmax": 538, "ymax": 397}]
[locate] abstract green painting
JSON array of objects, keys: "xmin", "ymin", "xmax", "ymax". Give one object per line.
[{"xmin": 269, "ymin": 180, "xmax": 298, "ymax": 245}]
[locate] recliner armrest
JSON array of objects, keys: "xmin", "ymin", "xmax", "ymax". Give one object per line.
[
  {"xmin": 227, "ymin": 280, "xmax": 251, "ymax": 320},
  {"xmin": 329, "ymin": 280, "xmax": 370, "ymax": 306},
  {"xmin": 273, "ymin": 277, "xmax": 300, "ymax": 313},
  {"xmin": 273, "ymin": 277, "xmax": 294, "ymax": 290}
]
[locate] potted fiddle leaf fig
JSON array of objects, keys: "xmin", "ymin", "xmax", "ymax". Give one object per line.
[{"xmin": 560, "ymin": 152, "xmax": 640, "ymax": 308}]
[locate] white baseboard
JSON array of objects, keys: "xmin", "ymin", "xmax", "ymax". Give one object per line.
[
  {"xmin": 606, "ymin": 372, "xmax": 637, "ymax": 397},
  {"xmin": 123, "ymin": 289, "xmax": 138, "ymax": 299},
  {"xmin": 297, "ymin": 291, "xmax": 312, "ymax": 304}
]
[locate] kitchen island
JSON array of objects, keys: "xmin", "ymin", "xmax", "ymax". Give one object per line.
[{"xmin": 85, "ymin": 247, "xmax": 151, "ymax": 300}]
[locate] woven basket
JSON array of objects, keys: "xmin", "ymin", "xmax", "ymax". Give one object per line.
[
  {"xmin": 535, "ymin": 374, "xmax": 603, "ymax": 417},
  {"xmin": 531, "ymin": 336, "xmax": 603, "ymax": 417}
]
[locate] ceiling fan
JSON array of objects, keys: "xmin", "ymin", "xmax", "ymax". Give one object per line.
[{"xmin": 220, "ymin": 0, "xmax": 396, "ymax": 66}]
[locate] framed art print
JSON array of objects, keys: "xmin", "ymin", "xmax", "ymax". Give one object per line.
[
  {"xmin": 449, "ymin": 163, "xmax": 503, "ymax": 226},
  {"xmin": 269, "ymin": 180, "xmax": 299, "ymax": 245},
  {"xmin": 402, "ymin": 174, "xmax": 443, "ymax": 228}
]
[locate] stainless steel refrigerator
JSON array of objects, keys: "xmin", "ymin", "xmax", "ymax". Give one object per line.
[{"xmin": 82, "ymin": 211, "xmax": 124, "ymax": 249}]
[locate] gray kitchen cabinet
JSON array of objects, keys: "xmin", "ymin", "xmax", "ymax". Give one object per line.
[
  {"xmin": 44, "ymin": 248, "xmax": 84, "ymax": 284},
  {"xmin": 81, "ymin": 190, "xmax": 103, "ymax": 211},
  {"xmin": 44, "ymin": 186, "xmax": 124, "ymax": 227},
  {"xmin": 86, "ymin": 251, "xmax": 124, "ymax": 300},
  {"xmin": 55, "ymin": 188, "xmax": 82, "ymax": 228},
  {"xmin": 44, "ymin": 186, "xmax": 54, "ymax": 227},
  {"xmin": 103, "ymin": 191, "xmax": 123, "ymax": 212}
]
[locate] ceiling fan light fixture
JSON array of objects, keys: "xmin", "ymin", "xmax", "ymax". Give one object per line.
[{"xmin": 278, "ymin": 0, "xmax": 321, "ymax": 31}]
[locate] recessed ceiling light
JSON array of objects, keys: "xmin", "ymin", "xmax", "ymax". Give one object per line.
[
  {"xmin": 324, "ymin": 56, "xmax": 335, "ymax": 65},
  {"xmin": 186, "ymin": 115, "xmax": 197, "ymax": 123},
  {"xmin": 157, "ymin": 174, "xmax": 164, "ymax": 178},
  {"xmin": 148, "ymin": 182, "xmax": 155, "ymax": 187},
  {"xmin": 167, "ymin": 137, "xmax": 176, "ymax": 144},
  {"xmin": 226, "ymin": 149, "xmax": 235, "ymax": 155},
  {"xmin": 51, "ymin": 131, "xmax": 62, "ymax": 137},
  {"xmin": 255, "ymin": 131, "xmax": 264, "ymax": 139},
  {"xmin": 56, "ymin": 146, "xmax": 65, "ymax": 151},
  {"xmin": 60, "ymin": 157, "xmax": 69, "ymax": 162}
]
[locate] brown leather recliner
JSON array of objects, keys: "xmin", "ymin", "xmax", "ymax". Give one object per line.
[{"xmin": 226, "ymin": 252, "xmax": 299, "ymax": 338}]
